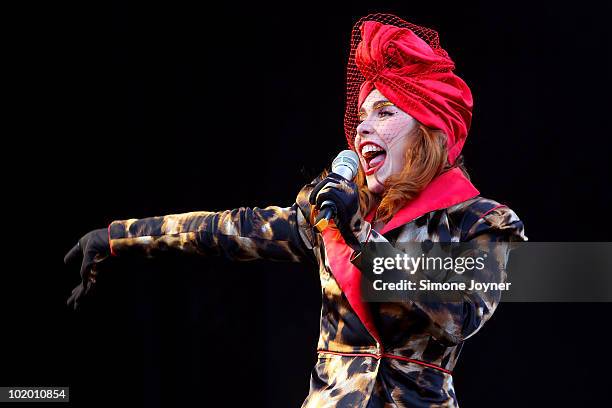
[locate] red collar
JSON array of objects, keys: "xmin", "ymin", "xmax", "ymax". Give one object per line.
[
  {"xmin": 366, "ymin": 167, "xmax": 480, "ymax": 233},
  {"xmin": 320, "ymin": 167, "xmax": 479, "ymax": 344}
]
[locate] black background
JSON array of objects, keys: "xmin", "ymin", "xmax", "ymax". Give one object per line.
[{"xmin": 5, "ymin": 0, "xmax": 612, "ymax": 407}]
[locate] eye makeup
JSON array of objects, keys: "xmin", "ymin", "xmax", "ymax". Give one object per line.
[
  {"xmin": 372, "ymin": 101, "xmax": 395, "ymax": 111},
  {"xmin": 359, "ymin": 100, "xmax": 396, "ymax": 121}
]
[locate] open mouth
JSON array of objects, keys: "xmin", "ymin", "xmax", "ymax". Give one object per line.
[{"xmin": 361, "ymin": 143, "xmax": 387, "ymax": 175}]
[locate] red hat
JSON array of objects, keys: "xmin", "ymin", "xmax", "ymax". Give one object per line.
[{"xmin": 345, "ymin": 14, "xmax": 473, "ymax": 165}]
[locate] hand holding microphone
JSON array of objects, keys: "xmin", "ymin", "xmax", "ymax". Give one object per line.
[{"xmin": 309, "ymin": 150, "xmax": 367, "ymax": 251}]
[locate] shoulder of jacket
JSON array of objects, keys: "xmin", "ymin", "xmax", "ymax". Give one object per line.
[{"xmin": 447, "ymin": 196, "xmax": 525, "ymax": 240}]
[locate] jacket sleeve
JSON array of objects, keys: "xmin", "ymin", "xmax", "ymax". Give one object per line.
[
  {"xmin": 107, "ymin": 180, "xmax": 319, "ymax": 264},
  {"xmin": 350, "ymin": 204, "xmax": 527, "ymax": 346}
]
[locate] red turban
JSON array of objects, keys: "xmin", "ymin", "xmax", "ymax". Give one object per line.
[{"xmin": 345, "ymin": 14, "xmax": 473, "ymax": 165}]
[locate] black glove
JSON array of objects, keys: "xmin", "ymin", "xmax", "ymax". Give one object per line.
[
  {"xmin": 64, "ymin": 228, "xmax": 111, "ymax": 310},
  {"xmin": 309, "ymin": 172, "xmax": 366, "ymax": 251}
]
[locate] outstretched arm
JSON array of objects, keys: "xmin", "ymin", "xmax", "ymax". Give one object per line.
[
  {"xmin": 108, "ymin": 200, "xmax": 316, "ymax": 263},
  {"xmin": 64, "ymin": 177, "xmax": 321, "ymax": 309}
]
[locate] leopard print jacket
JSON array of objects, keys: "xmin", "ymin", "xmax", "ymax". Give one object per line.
[{"xmin": 108, "ymin": 174, "xmax": 527, "ymax": 407}]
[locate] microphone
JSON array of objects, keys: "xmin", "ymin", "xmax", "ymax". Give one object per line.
[{"xmin": 314, "ymin": 150, "xmax": 360, "ymax": 233}]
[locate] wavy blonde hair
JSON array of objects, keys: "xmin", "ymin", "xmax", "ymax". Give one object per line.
[{"xmin": 311, "ymin": 125, "xmax": 469, "ymax": 226}]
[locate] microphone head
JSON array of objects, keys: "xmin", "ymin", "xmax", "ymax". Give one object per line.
[{"xmin": 331, "ymin": 150, "xmax": 359, "ymax": 181}]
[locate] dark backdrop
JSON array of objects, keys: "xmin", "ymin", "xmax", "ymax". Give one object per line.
[{"xmin": 5, "ymin": 1, "xmax": 612, "ymax": 407}]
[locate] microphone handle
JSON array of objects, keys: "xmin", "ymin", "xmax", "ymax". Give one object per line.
[{"xmin": 314, "ymin": 200, "xmax": 336, "ymax": 233}]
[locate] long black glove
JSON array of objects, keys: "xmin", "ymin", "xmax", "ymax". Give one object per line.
[
  {"xmin": 64, "ymin": 228, "xmax": 111, "ymax": 310},
  {"xmin": 308, "ymin": 172, "xmax": 368, "ymax": 251}
]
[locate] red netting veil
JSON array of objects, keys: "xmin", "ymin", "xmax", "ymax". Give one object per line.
[{"xmin": 344, "ymin": 13, "xmax": 473, "ymax": 165}]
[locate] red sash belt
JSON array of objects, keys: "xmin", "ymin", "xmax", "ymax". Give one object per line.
[{"xmin": 317, "ymin": 349, "xmax": 453, "ymax": 375}]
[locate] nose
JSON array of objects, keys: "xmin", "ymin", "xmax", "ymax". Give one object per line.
[{"xmin": 356, "ymin": 119, "xmax": 374, "ymax": 136}]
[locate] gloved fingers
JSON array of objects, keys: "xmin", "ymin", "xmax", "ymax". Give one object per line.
[
  {"xmin": 64, "ymin": 242, "xmax": 82, "ymax": 265},
  {"xmin": 309, "ymin": 175, "xmax": 344, "ymax": 205},
  {"xmin": 87, "ymin": 264, "xmax": 99, "ymax": 284},
  {"xmin": 66, "ymin": 279, "xmax": 97, "ymax": 311},
  {"xmin": 313, "ymin": 187, "xmax": 342, "ymax": 209},
  {"xmin": 326, "ymin": 172, "xmax": 345, "ymax": 182},
  {"xmin": 66, "ymin": 284, "xmax": 83, "ymax": 310},
  {"xmin": 81, "ymin": 251, "xmax": 95, "ymax": 280},
  {"xmin": 309, "ymin": 181, "xmax": 328, "ymax": 205}
]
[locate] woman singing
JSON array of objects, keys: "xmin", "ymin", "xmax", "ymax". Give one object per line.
[{"xmin": 65, "ymin": 14, "xmax": 527, "ymax": 407}]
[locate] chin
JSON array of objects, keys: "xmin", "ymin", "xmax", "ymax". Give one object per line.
[{"xmin": 366, "ymin": 177, "xmax": 385, "ymax": 194}]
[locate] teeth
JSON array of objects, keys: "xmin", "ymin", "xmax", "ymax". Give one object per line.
[{"xmin": 361, "ymin": 144, "xmax": 384, "ymax": 156}]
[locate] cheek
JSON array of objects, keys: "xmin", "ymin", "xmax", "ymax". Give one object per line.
[
  {"xmin": 383, "ymin": 121, "xmax": 416, "ymax": 170},
  {"xmin": 391, "ymin": 114, "xmax": 418, "ymax": 141},
  {"xmin": 379, "ymin": 121, "xmax": 410, "ymax": 148},
  {"xmin": 388, "ymin": 145, "xmax": 408, "ymax": 171}
]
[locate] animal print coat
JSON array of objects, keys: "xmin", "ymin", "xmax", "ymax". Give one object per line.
[{"xmin": 108, "ymin": 168, "xmax": 527, "ymax": 407}]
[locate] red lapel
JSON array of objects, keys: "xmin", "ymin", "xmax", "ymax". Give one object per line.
[{"xmin": 320, "ymin": 167, "xmax": 480, "ymax": 344}]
